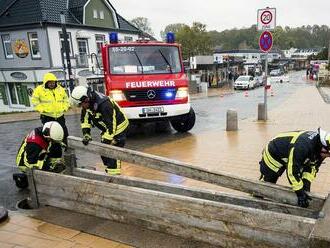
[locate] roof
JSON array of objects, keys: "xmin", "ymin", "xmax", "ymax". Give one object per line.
[{"xmin": 0, "ymin": 0, "xmax": 140, "ymax": 33}]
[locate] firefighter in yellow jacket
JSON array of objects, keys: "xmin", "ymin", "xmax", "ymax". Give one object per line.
[
  {"xmin": 70, "ymin": 86, "xmax": 129, "ymax": 175},
  {"xmin": 32, "ymin": 72, "xmax": 69, "ymax": 144}
]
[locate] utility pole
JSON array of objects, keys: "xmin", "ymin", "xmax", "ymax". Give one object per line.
[{"xmin": 60, "ymin": 12, "xmax": 74, "ymax": 94}]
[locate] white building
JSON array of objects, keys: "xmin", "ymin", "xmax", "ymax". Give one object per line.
[{"xmin": 0, "ymin": 0, "xmax": 143, "ymax": 112}]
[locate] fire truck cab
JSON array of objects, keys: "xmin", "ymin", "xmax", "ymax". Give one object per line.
[{"xmin": 101, "ymin": 32, "xmax": 195, "ymax": 132}]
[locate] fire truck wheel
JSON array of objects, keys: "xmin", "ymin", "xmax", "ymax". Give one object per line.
[{"xmin": 170, "ymin": 107, "xmax": 196, "ymax": 132}]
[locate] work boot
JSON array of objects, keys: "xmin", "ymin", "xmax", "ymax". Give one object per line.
[{"xmin": 13, "ymin": 173, "xmax": 28, "ymax": 189}]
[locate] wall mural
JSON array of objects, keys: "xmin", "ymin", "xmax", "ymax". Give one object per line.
[{"xmin": 14, "ymin": 39, "xmax": 29, "ymax": 58}]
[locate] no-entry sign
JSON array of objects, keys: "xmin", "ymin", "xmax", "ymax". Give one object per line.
[
  {"xmin": 257, "ymin": 8, "xmax": 276, "ymax": 31},
  {"xmin": 259, "ymin": 31, "xmax": 273, "ymax": 52}
]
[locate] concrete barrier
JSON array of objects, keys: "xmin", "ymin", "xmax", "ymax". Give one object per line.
[
  {"xmin": 258, "ymin": 103, "xmax": 266, "ymax": 121},
  {"xmin": 226, "ymin": 109, "xmax": 238, "ymax": 131}
]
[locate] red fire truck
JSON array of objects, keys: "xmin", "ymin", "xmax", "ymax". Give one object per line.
[{"xmin": 101, "ymin": 32, "xmax": 195, "ymax": 132}]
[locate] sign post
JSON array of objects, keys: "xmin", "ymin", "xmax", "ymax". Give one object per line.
[
  {"xmin": 257, "ymin": 7, "xmax": 276, "ymax": 121},
  {"xmin": 259, "ymin": 31, "xmax": 273, "ymax": 120}
]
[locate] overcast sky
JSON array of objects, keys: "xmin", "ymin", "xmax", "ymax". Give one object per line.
[{"xmin": 111, "ymin": 0, "xmax": 330, "ymax": 39}]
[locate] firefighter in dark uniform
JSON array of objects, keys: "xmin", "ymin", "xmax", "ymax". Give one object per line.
[
  {"xmin": 14, "ymin": 121, "xmax": 65, "ymax": 188},
  {"xmin": 259, "ymin": 128, "xmax": 330, "ymax": 208},
  {"xmin": 70, "ymin": 86, "xmax": 129, "ymax": 175}
]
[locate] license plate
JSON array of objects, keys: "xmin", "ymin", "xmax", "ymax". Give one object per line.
[{"xmin": 142, "ymin": 107, "xmax": 164, "ymax": 114}]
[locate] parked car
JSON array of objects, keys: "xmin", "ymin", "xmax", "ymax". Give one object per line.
[
  {"xmin": 234, "ymin": 76, "xmax": 256, "ymax": 90},
  {"xmin": 255, "ymin": 76, "xmax": 265, "ymax": 87},
  {"xmin": 269, "ymin": 69, "xmax": 284, "ymax": 76}
]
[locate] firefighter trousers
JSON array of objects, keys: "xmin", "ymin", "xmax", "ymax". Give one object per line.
[
  {"xmin": 101, "ymin": 131, "xmax": 126, "ymax": 170},
  {"xmin": 259, "ymin": 158, "xmax": 286, "ymax": 184}
]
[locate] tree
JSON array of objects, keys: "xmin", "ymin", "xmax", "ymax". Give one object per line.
[
  {"xmin": 160, "ymin": 23, "xmax": 188, "ymax": 41},
  {"xmin": 130, "ymin": 17, "xmax": 154, "ymax": 36},
  {"xmin": 175, "ymin": 22, "xmax": 212, "ymax": 59}
]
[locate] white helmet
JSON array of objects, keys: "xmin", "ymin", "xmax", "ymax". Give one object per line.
[
  {"xmin": 42, "ymin": 121, "xmax": 64, "ymax": 142},
  {"xmin": 70, "ymin": 86, "xmax": 88, "ymax": 106},
  {"xmin": 319, "ymin": 128, "xmax": 330, "ymax": 150}
]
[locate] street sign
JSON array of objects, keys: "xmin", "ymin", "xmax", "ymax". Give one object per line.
[
  {"xmin": 259, "ymin": 31, "xmax": 273, "ymax": 52},
  {"xmin": 257, "ymin": 8, "xmax": 276, "ymax": 31}
]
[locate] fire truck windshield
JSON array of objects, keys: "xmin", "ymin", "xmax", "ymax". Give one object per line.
[{"xmin": 109, "ymin": 45, "xmax": 182, "ymax": 75}]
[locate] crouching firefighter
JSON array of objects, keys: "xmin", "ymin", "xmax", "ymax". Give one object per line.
[
  {"xmin": 70, "ymin": 86, "xmax": 129, "ymax": 175},
  {"xmin": 259, "ymin": 128, "xmax": 330, "ymax": 208},
  {"xmin": 14, "ymin": 121, "xmax": 66, "ymax": 188}
]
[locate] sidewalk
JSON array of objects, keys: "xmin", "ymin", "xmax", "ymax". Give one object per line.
[
  {"xmin": 2, "ymin": 83, "xmax": 330, "ymax": 246},
  {"xmin": 0, "ymin": 211, "xmax": 131, "ymax": 248}
]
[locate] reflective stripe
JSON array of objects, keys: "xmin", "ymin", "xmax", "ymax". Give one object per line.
[
  {"xmin": 290, "ymin": 131, "xmax": 305, "ymax": 144},
  {"xmin": 106, "ymin": 168, "xmax": 121, "ymax": 175},
  {"xmin": 81, "ymin": 123, "xmax": 91, "ymax": 129},
  {"xmin": 23, "ymin": 153, "xmax": 36, "ymax": 168},
  {"xmin": 302, "ymin": 167, "xmax": 317, "ymax": 182},
  {"xmin": 36, "ymin": 160, "xmax": 44, "ymax": 169},
  {"xmin": 287, "ymin": 148, "xmax": 304, "ymax": 191},
  {"xmin": 302, "ymin": 172, "xmax": 315, "ymax": 182},
  {"xmin": 16, "ymin": 139, "xmax": 27, "ymax": 166},
  {"xmin": 81, "ymin": 111, "xmax": 91, "ymax": 129},
  {"xmin": 116, "ymin": 119, "xmax": 129, "ymax": 135},
  {"xmin": 102, "ymin": 131, "xmax": 114, "ymax": 141},
  {"xmin": 112, "ymin": 107, "xmax": 116, "ymax": 135},
  {"xmin": 273, "ymin": 131, "xmax": 304, "ymax": 143},
  {"xmin": 262, "ymin": 146, "xmax": 282, "ymax": 172},
  {"xmin": 274, "ymin": 132, "xmax": 298, "ymax": 139},
  {"xmin": 18, "ymin": 166, "xmax": 27, "ymax": 172}
]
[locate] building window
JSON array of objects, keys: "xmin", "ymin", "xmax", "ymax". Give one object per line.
[
  {"xmin": 77, "ymin": 38, "xmax": 89, "ymax": 67},
  {"xmin": 95, "ymin": 34, "xmax": 105, "ymax": 54},
  {"xmin": 99, "ymin": 10, "xmax": 104, "ymax": 19},
  {"xmin": 124, "ymin": 36, "xmax": 133, "ymax": 42},
  {"xmin": 28, "ymin": 32, "xmax": 41, "ymax": 59},
  {"xmin": 93, "ymin": 9, "xmax": 98, "ymax": 18},
  {"xmin": 1, "ymin": 34, "xmax": 13, "ymax": 59},
  {"xmin": 59, "ymin": 32, "xmax": 73, "ymax": 57},
  {"xmin": 8, "ymin": 83, "xmax": 28, "ymax": 105}
]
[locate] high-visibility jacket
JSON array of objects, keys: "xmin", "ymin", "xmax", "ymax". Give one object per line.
[
  {"xmin": 263, "ymin": 130, "xmax": 323, "ymax": 191},
  {"xmin": 31, "ymin": 76, "xmax": 69, "ymax": 118},
  {"xmin": 80, "ymin": 91, "xmax": 129, "ymax": 141},
  {"xmin": 16, "ymin": 127, "xmax": 49, "ymax": 172},
  {"xmin": 16, "ymin": 127, "xmax": 63, "ymax": 172}
]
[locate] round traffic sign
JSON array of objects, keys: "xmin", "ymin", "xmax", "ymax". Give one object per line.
[
  {"xmin": 259, "ymin": 31, "xmax": 273, "ymax": 52},
  {"xmin": 261, "ymin": 10, "xmax": 272, "ymax": 25}
]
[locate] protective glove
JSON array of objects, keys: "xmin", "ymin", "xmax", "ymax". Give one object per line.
[
  {"xmin": 295, "ymin": 189, "xmax": 312, "ymax": 208},
  {"xmin": 82, "ymin": 133, "xmax": 92, "ymax": 146}
]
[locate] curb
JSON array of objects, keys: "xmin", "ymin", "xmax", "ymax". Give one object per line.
[{"xmin": 0, "ymin": 206, "xmax": 8, "ymax": 223}]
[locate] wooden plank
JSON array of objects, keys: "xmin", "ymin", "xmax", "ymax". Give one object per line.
[
  {"xmin": 33, "ymin": 171, "xmax": 315, "ymax": 239},
  {"xmin": 26, "ymin": 168, "xmax": 39, "ymax": 209},
  {"xmin": 38, "ymin": 195, "xmax": 309, "ymax": 248},
  {"xmin": 310, "ymin": 193, "xmax": 330, "ymax": 247},
  {"xmin": 68, "ymin": 136, "xmax": 325, "ymax": 210},
  {"xmin": 63, "ymin": 148, "xmax": 76, "ymax": 175},
  {"xmin": 73, "ymin": 168, "xmax": 318, "ymax": 219}
]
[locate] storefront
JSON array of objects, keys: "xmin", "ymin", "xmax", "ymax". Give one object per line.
[{"xmin": 0, "ymin": 71, "xmax": 34, "ymax": 112}]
